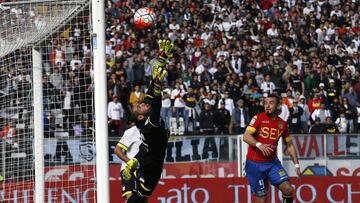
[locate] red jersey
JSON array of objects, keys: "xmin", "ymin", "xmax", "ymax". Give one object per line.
[{"xmin": 246, "ymin": 112, "xmax": 291, "ymax": 162}]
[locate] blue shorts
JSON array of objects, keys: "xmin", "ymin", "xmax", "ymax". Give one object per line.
[{"xmin": 245, "ymin": 158, "xmax": 290, "ymax": 197}]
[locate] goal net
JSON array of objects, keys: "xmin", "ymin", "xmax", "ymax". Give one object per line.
[{"xmin": 0, "ymin": 0, "xmax": 96, "ymax": 202}]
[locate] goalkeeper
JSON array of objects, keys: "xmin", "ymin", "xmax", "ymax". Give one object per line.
[{"xmin": 123, "ymin": 39, "xmax": 173, "ymax": 203}]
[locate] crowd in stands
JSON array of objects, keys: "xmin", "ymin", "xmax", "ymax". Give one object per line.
[
  {"xmin": 2, "ymin": 0, "xmax": 360, "ymax": 138},
  {"xmin": 105, "ymin": 0, "xmax": 360, "ymax": 136},
  {"xmin": 0, "ymin": 3, "xmax": 93, "ymax": 138}
]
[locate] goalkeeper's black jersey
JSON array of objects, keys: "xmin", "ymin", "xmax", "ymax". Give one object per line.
[
  {"xmin": 135, "ymin": 81, "xmax": 169, "ymax": 169},
  {"xmin": 137, "ymin": 117, "xmax": 168, "ymax": 163}
]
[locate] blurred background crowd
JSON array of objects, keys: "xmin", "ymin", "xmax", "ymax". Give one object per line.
[
  {"xmin": 104, "ymin": 0, "xmax": 360, "ymax": 136},
  {"xmin": 2, "ymin": 0, "xmax": 360, "ymax": 139}
]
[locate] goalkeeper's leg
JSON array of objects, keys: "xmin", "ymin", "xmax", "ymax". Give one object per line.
[{"xmin": 126, "ymin": 192, "xmax": 148, "ymax": 203}]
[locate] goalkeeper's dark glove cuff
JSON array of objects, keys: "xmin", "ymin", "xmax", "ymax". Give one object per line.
[
  {"xmin": 158, "ymin": 55, "xmax": 167, "ymax": 66},
  {"xmin": 154, "ymin": 80, "xmax": 163, "ymax": 96}
]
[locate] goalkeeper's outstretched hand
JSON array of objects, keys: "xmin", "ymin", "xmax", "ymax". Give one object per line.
[
  {"xmin": 122, "ymin": 158, "xmax": 138, "ymax": 181},
  {"xmin": 158, "ymin": 39, "xmax": 174, "ymax": 59},
  {"xmin": 153, "ymin": 39, "xmax": 173, "ymax": 81}
]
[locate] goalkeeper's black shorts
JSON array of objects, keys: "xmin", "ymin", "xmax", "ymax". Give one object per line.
[
  {"xmin": 121, "ymin": 169, "xmax": 137, "ymax": 198},
  {"xmin": 134, "ymin": 166, "xmax": 162, "ymax": 197}
]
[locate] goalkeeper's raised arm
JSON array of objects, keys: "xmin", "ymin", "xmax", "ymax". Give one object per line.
[{"xmin": 144, "ymin": 39, "xmax": 174, "ymax": 127}]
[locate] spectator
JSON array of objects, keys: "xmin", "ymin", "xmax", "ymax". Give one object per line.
[
  {"xmin": 271, "ymin": 66, "xmax": 285, "ymax": 90},
  {"xmin": 309, "ymin": 117, "xmax": 324, "ymax": 134},
  {"xmin": 288, "ymin": 66, "xmax": 304, "ymax": 95},
  {"xmin": 327, "ymin": 79, "xmax": 341, "ymax": 103},
  {"xmin": 214, "ymin": 100, "xmax": 231, "ymax": 135},
  {"xmin": 17, "ymin": 71, "xmax": 31, "ymax": 105},
  {"xmin": 288, "ymin": 99, "xmax": 304, "ymax": 134},
  {"xmin": 354, "ymin": 77, "xmax": 360, "ymax": 97},
  {"xmin": 199, "ymin": 102, "xmax": 215, "ymax": 135},
  {"xmin": 335, "ymin": 112, "xmax": 348, "ymax": 133},
  {"xmin": 318, "ymin": 83, "xmax": 329, "ymax": 107},
  {"xmin": 171, "ymin": 82, "xmax": 186, "ymax": 133},
  {"xmin": 123, "ymin": 60, "xmax": 133, "ymax": 84},
  {"xmin": 261, "ymin": 74, "xmax": 276, "ymax": 94},
  {"xmin": 311, "ymin": 103, "xmax": 332, "ymax": 124},
  {"xmin": 132, "ymin": 56, "xmax": 145, "ymax": 86},
  {"xmin": 298, "ymin": 95, "xmax": 310, "ymax": 134},
  {"xmin": 324, "ymin": 117, "xmax": 339, "ymax": 134},
  {"xmin": 62, "ymin": 87, "xmax": 73, "ymax": 130},
  {"xmin": 50, "ymin": 44, "xmax": 65, "ymax": 66},
  {"xmin": 1, "ymin": 122, "xmax": 17, "ymax": 147},
  {"xmin": 343, "ymin": 86, "xmax": 358, "ymax": 107},
  {"xmin": 248, "ymin": 99, "xmax": 263, "ymax": 119},
  {"xmin": 279, "ymin": 102, "xmax": 290, "ymax": 122},
  {"xmin": 219, "ymin": 91, "xmax": 235, "ymax": 114},
  {"xmin": 182, "ymin": 86, "xmax": 197, "ymax": 134},
  {"xmin": 161, "ymin": 88, "xmax": 172, "ymax": 131},
  {"xmin": 49, "ymin": 67, "xmax": 63, "ymax": 91},
  {"xmin": 304, "ymin": 70, "xmax": 316, "ymax": 97},
  {"xmin": 107, "ymin": 95, "xmax": 124, "ymax": 137},
  {"xmin": 202, "ymin": 91, "xmax": 216, "ymax": 107},
  {"xmin": 282, "ymin": 91, "xmax": 293, "ymax": 109},
  {"xmin": 329, "ymin": 96, "xmax": 342, "ymax": 121},
  {"xmin": 118, "ymin": 75, "xmax": 131, "ymax": 106},
  {"xmin": 340, "ymin": 97, "xmax": 356, "ymax": 133},
  {"xmin": 308, "ymin": 91, "xmax": 323, "ymax": 113},
  {"xmin": 267, "ymin": 24, "xmax": 279, "ymax": 37},
  {"xmin": 129, "ymin": 85, "xmax": 145, "ymax": 107},
  {"xmin": 70, "ymin": 55, "xmax": 82, "ymax": 71},
  {"xmin": 232, "ymin": 99, "xmax": 249, "ymax": 134}
]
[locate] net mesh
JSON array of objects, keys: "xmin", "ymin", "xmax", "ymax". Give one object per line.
[
  {"xmin": 0, "ymin": 0, "xmax": 86, "ymax": 58},
  {"xmin": 0, "ymin": 0, "xmax": 95, "ymax": 202}
]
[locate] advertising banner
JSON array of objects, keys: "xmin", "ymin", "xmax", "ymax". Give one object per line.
[
  {"xmin": 44, "ymin": 139, "xmax": 96, "ymax": 164},
  {"xmin": 44, "ymin": 136, "xmax": 231, "ymax": 165},
  {"xmin": 2, "ymin": 177, "xmax": 360, "ymax": 203},
  {"xmin": 43, "ymin": 135, "xmax": 360, "ymax": 166},
  {"xmin": 290, "ymin": 135, "xmax": 360, "ymax": 158}
]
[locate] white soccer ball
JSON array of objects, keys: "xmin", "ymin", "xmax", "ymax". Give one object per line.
[{"xmin": 134, "ymin": 7, "xmax": 156, "ymax": 29}]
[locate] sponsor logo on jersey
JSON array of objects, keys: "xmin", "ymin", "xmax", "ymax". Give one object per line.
[{"xmin": 278, "ymin": 169, "xmax": 286, "ymax": 177}]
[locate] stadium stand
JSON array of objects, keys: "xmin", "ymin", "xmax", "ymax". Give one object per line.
[
  {"xmin": 104, "ymin": 0, "xmax": 360, "ymax": 135},
  {"xmin": 1, "ymin": 0, "xmax": 360, "ymax": 138}
]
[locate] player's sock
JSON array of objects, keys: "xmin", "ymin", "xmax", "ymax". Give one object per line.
[{"xmin": 282, "ymin": 195, "xmax": 293, "ymax": 203}]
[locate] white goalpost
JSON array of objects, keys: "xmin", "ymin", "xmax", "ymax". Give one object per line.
[
  {"xmin": 91, "ymin": 0, "xmax": 110, "ymax": 202},
  {"xmin": 33, "ymin": 49, "xmax": 45, "ymax": 203},
  {"xmin": 0, "ymin": 0, "xmax": 110, "ymax": 202}
]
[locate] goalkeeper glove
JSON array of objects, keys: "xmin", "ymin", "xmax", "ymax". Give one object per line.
[
  {"xmin": 122, "ymin": 158, "xmax": 139, "ymax": 181},
  {"xmin": 158, "ymin": 39, "xmax": 174, "ymax": 59},
  {"xmin": 153, "ymin": 39, "xmax": 174, "ymax": 80}
]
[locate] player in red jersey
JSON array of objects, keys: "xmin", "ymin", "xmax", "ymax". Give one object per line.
[{"xmin": 243, "ymin": 94, "xmax": 301, "ymax": 203}]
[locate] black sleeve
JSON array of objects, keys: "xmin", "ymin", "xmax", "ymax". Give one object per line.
[
  {"xmin": 143, "ymin": 81, "xmax": 155, "ymax": 105},
  {"xmin": 149, "ymin": 96, "xmax": 162, "ymax": 127},
  {"xmin": 148, "ymin": 80, "xmax": 162, "ymax": 127},
  {"xmin": 134, "ymin": 143, "xmax": 147, "ymax": 164}
]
